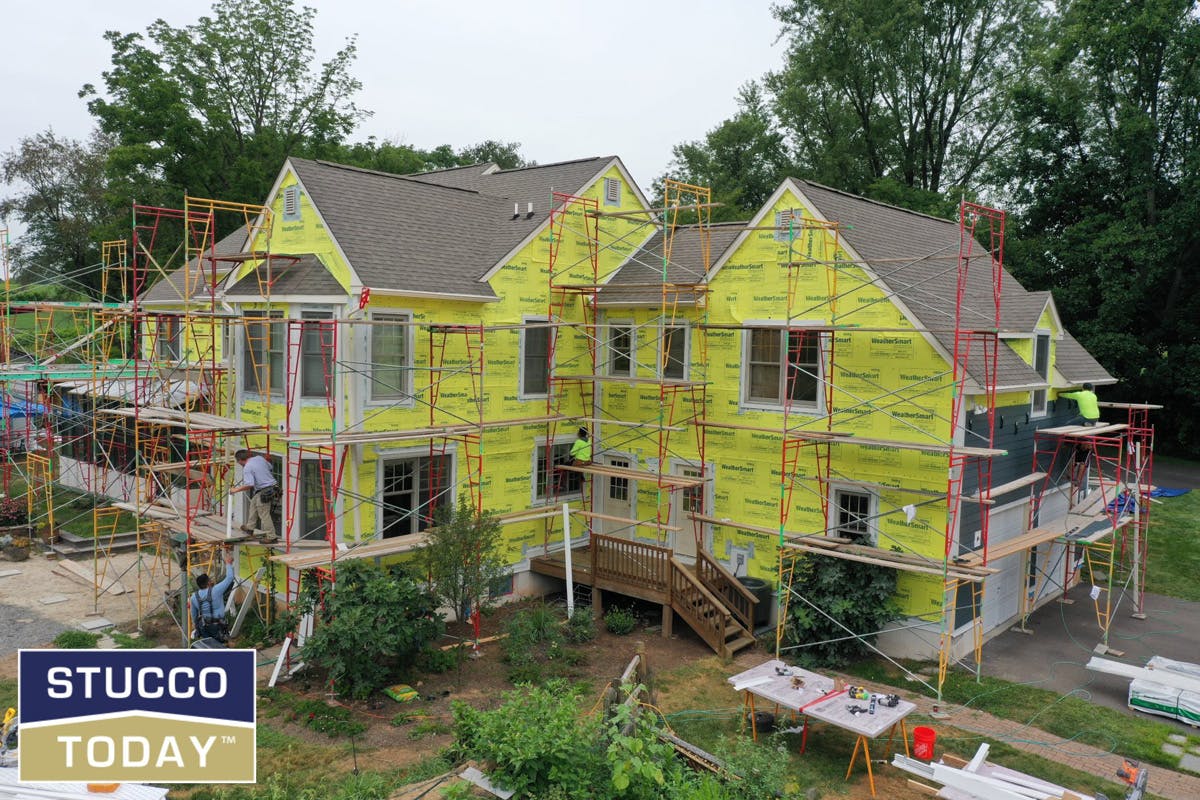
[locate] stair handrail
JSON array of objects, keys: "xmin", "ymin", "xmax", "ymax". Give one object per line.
[
  {"xmin": 669, "ymin": 557, "xmax": 731, "ymax": 653},
  {"xmin": 695, "ymin": 551, "xmax": 757, "ymax": 633}
]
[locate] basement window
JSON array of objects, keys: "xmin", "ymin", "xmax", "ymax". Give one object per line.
[
  {"xmin": 604, "ymin": 177, "xmax": 621, "ymax": 207},
  {"xmin": 832, "ymin": 488, "xmax": 876, "ymax": 545}
]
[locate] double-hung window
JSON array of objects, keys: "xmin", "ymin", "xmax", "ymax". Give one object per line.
[
  {"xmin": 521, "ymin": 318, "xmax": 551, "ymax": 397},
  {"xmin": 243, "ymin": 311, "xmax": 285, "ymax": 395},
  {"xmin": 743, "ymin": 328, "xmax": 820, "ymax": 408},
  {"xmin": 533, "ymin": 441, "xmax": 583, "ymax": 503},
  {"xmin": 660, "ymin": 325, "xmax": 687, "ymax": 380},
  {"xmin": 300, "ymin": 311, "xmax": 334, "ymax": 399},
  {"xmin": 370, "ymin": 314, "xmax": 412, "ymax": 403},
  {"xmin": 1031, "ymin": 333, "xmax": 1050, "ymax": 416},
  {"xmin": 155, "ymin": 316, "xmax": 182, "ymax": 361},
  {"xmin": 608, "ymin": 324, "xmax": 633, "ymax": 377}
]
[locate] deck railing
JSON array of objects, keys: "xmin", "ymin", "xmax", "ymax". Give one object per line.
[
  {"xmin": 591, "ymin": 533, "xmax": 670, "ymax": 596},
  {"xmin": 695, "ymin": 550, "xmax": 758, "ymax": 633}
]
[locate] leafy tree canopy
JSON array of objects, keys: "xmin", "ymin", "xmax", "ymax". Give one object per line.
[
  {"xmin": 0, "ymin": 130, "xmax": 114, "ymax": 291},
  {"xmin": 81, "ymin": 0, "xmax": 367, "ymax": 207},
  {"xmin": 1003, "ymin": 0, "xmax": 1200, "ymax": 450}
]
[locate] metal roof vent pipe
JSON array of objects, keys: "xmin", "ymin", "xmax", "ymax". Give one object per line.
[
  {"xmin": 525, "ymin": 202, "xmax": 535, "ymax": 219},
  {"xmin": 512, "ymin": 203, "xmax": 520, "ymax": 220}
]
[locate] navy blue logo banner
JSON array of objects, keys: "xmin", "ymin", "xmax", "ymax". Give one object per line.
[{"xmin": 19, "ymin": 649, "xmax": 256, "ymax": 783}]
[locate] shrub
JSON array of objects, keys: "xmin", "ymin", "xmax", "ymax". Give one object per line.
[
  {"xmin": 53, "ymin": 630, "xmax": 101, "ymax": 649},
  {"xmin": 502, "ymin": 604, "xmax": 589, "ymax": 684},
  {"xmin": 290, "ymin": 698, "xmax": 367, "ymax": 738},
  {"xmin": 782, "ymin": 556, "xmax": 899, "ymax": 667},
  {"xmin": 451, "ymin": 682, "xmax": 606, "ymax": 796},
  {"xmin": 0, "ymin": 499, "xmax": 28, "ymax": 527},
  {"xmin": 563, "ymin": 606, "xmax": 596, "ymax": 643},
  {"xmin": 416, "ymin": 496, "xmax": 507, "ymax": 623},
  {"xmin": 298, "ymin": 560, "xmax": 444, "ymax": 699},
  {"xmin": 604, "ymin": 606, "xmax": 637, "ymax": 635},
  {"xmin": 416, "ymin": 645, "xmax": 460, "ymax": 674}
]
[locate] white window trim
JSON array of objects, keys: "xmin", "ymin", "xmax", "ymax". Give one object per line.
[
  {"xmin": 376, "ymin": 443, "xmax": 457, "ymax": 539},
  {"xmin": 530, "ymin": 434, "xmax": 583, "ymax": 506},
  {"xmin": 606, "ymin": 321, "xmax": 636, "ymax": 379},
  {"xmin": 739, "ymin": 322, "xmax": 826, "ymax": 415},
  {"xmin": 518, "ymin": 315, "xmax": 552, "ymax": 400},
  {"xmin": 240, "ymin": 308, "xmax": 287, "ymax": 402},
  {"xmin": 365, "ymin": 310, "xmax": 415, "ymax": 408},
  {"xmin": 827, "ymin": 483, "xmax": 879, "ymax": 546},
  {"xmin": 294, "ymin": 453, "xmax": 339, "ymax": 542},
  {"xmin": 298, "ymin": 307, "xmax": 337, "ymax": 406},
  {"xmin": 657, "ymin": 323, "xmax": 690, "ymax": 380},
  {"xmin": 1029, "ymin": 330, "xmax": 1051, "ymax": 419}
]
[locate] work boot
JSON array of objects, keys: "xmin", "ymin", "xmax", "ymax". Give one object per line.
[{"xmin": 239, "ymin": 525, "xmax": 255, "ymax": 534}]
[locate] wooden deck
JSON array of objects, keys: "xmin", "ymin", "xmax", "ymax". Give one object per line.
[{"xmin": 530, "ymin": 533, "xmax": 758, "ymax": 658}]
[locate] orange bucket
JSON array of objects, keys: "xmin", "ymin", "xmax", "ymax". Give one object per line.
[{"xmin": 912, "ymin": 726, "xmax": 936, "ymax": 761}]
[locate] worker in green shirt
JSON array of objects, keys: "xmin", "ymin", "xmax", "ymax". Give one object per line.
[
  {"xmin": 1059, "ymin": 382, "xmax": 1100, "ymax": 426},
  {"xmin": 570, "ymin": 426, "xmax": 592, "ymax": 465}
]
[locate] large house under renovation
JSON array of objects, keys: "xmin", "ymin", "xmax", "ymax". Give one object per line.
[{"xmin": 40, "ymin": 154, "xmax": 1152, "ymax": 683}]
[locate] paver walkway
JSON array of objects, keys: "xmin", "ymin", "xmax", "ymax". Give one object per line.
[
  {"xmin": 730, "ymin": 652, "xmax": 1200, "ymax": 800},
  {"xmin": 836, "ymin": 671, "xmax": 1200, "ymax": 800}
]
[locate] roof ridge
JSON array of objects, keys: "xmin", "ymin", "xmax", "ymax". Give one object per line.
[
  {"xmin": 299, "ymin": 158, "xmax": 487, "ymax": 197},
  {"xmin": 795, "ymin": 179, "xmax": 958, "ymax": 226},
  {"xmin": 490, "ymin": 156, "xmax": 609, "ymax": 175},
  {"xmin": 408, "ymin": 161, "xmax": 495, "ymax": 176}
]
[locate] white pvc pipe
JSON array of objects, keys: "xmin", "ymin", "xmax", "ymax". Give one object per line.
[{"xmin": 563, "ymin": 503, "xmax": 574, "ymax": 619}]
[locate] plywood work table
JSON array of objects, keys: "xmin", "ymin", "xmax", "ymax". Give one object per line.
[{"xmin": 727, "ymin": 659, "xmax": 838, "ymax": 749}]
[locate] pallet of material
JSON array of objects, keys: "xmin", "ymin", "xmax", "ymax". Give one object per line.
[{"xmin": 1087, "ymin": 655, "xmax": 1200, "ymax": 727}]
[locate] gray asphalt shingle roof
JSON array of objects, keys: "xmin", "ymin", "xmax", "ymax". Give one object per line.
[
  {"xmin": 599, "ymin": 222, "xmax": 744, "ymax": 305},
  {"xmin": 786, "ymin": 181, "xmax": 1080, "ymax": 390},
  {"xmin": 289, "ymin": 156, "xmax": 611, "ymax": 296},
  {"xmin": 1054, "ymin": 331, "xmax": 1116, "ymax": 385},
  {"xmin": 141, "ymin": 229, "xmax": 247, "ymax": 304},
  {"xmin": 224, "ymin": 254, "xmax": 346, "ymax": 297}
]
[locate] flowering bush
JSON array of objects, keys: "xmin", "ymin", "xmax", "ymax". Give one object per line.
[{"xmin": 0, "ymin": 498, "xmax": 28, "ymax": 527}]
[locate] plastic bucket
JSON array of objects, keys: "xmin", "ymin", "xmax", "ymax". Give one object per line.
[{"xmin": 912, "ymin": 726, "xmax": 936, "ymax": 761}]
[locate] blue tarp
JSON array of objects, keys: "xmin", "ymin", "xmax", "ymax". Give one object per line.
[
  {"xmin": 1150, "ymin": 487, "xmax": 1191, "ymax": 498},
  {"xmin": 0, "ymin": 397, "xmax": 46, "ymax": 418}
]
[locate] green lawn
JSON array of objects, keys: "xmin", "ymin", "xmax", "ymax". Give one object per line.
[
  {"xmin": 1145, "ymin": 486, "xmax": 1200, "ymax": 601},
  {"xmin": 848, "ymin": 660, "xmax": 1200, "ymax": 774}
]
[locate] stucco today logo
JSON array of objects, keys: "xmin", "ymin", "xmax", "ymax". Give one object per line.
[{"xmin": 18, "ymin": 649, "xmax": 256, "ymax": 783}]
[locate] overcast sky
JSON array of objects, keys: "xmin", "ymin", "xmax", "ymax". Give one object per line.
[{"xmin": 1, "ymin": 0, "xmax": 786, "ymax": 241}]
